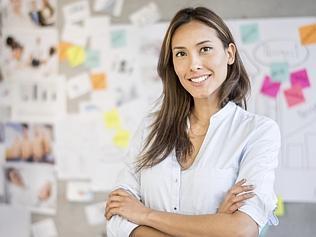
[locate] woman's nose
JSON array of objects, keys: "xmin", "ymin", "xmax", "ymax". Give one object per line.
[{"xmin": 189, "ymin": 55, "xmax": 202, "ymax": 71}]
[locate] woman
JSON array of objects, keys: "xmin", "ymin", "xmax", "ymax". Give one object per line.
[{"xmin": 105, "ymin": 7, "xmax": 280, "ymax": 237}]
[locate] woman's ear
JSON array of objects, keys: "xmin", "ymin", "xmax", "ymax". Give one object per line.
[{"xmin": 227, "ymin": 43, "xmax": 236, "ymax": 65}]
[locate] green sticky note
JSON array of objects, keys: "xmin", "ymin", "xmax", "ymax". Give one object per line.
[
  {"xmin": 270, "ymin": 62, "xmax": 289, "ymax": 82},
  {"xmin": 111, "ymin": 30, "xmax": 127, "ymax": 48},
  {"xmin": 85, "ymin": 49, "xmax": 100, "ymax": 69},
  {"xmin": 240, "ymin": 24, "xmax": 259, "ymax": 44}
]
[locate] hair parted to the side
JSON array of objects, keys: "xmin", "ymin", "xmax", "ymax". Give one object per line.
[{"xmin": 136, "ymin": 7, "xmax": 251, "ymax": 172}]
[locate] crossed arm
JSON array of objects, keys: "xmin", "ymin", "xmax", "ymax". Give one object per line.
[{"xmin": 105, "ymin": 179, "xmax": 258, "ymax": 237}]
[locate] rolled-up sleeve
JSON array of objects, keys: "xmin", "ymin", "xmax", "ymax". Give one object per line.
[
  {"xmin": 237, "ymin": 118, "xmax": 281, "ymax": 231},
  {"xmin": 106, "ymin": 119, "xmax": 148, "ymax": 237}
]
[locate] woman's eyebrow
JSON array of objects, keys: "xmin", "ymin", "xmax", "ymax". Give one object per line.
[
  {"xmin": 172, "ymin": 46, "xmax": 186, "ymax": 50},
  {"xmin": 172, "ymin": 40, "xmax": 213, "ymax": 50},
  {"xmin": 196, "ymin": 40, "xmax": 212, "ymax": 46}
]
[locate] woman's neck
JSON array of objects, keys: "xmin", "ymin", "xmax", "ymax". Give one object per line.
[{"xmin": 191, "ymin": 98, "xmax": 220, "ymax": 125}]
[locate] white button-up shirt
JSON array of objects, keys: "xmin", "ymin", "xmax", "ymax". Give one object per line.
[{"xmin": 107, "ymin": 102, "xmax": 281, "ymax": 237}]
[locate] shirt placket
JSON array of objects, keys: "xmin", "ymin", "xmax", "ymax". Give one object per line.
[{"xmin": 171, "ymin": 154, "xmax": 181, "ymax": 213}]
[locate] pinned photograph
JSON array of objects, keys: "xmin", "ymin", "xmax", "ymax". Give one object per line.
[
  {"xmin": 4, "ymin": 122, "xmax": 54, "ymax": 164},
  {"xmin": 1, "ymin": 0, "xmax": 57, "ymax": 28},
  {"xmin": 1, "ymin": 28, "xmax": 58, "ymax": 79},
  {"xmin": 3, "ymin": 162, "xmax": 57, "ymax": 214}
]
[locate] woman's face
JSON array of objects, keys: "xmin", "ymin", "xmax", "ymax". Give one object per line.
[{"xmin": 171, "ymin": 20, "xmax": 235, "ymax": 102}]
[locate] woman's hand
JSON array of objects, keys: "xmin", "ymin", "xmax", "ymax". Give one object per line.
[
  {"xmin": 217, "ymin": 179, "xmax": 255, "ymax": 214},
  {"xmin": 105, "ymin": 188, "xmax": 151, "ymax": 225}
]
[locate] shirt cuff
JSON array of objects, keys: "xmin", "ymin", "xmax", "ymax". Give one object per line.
[{"xmin": 106, "ymin": 215, "xmax": 139, "ymax": 237}]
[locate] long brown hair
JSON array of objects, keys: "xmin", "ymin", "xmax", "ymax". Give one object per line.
[{"xmin": 136, "ymin": 7, "xmax": 250, "ymax": 171}]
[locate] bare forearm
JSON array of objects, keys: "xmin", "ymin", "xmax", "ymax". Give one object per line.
[
  {"xmin": 144, "ymin": 211, "xmax": 258, "ymax": 237},
  {"xmin": 130, "ymin": 225, "xmax": 172, "ymax": 237}
]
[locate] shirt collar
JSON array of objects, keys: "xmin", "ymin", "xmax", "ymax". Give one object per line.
[
  {"xmin": 187, "ymin": 101, "xmax": 236, "ymax": 129},
  {"xmin": 211, "ymin": 101, "xmax": 236, "ymax": 121}
]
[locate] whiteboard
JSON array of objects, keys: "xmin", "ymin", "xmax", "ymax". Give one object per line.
[{"xmin": 227, "ymin": 17, "xmax": 316, "ymax": 202}]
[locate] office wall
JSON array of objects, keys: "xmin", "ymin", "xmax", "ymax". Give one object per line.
[
  {"xmin": 2, "ymin": 0, "xmax": 316, "ymax": 236},
  {"xmin": 57, "ymin": 1, "xmax": 316, "ymax": 236}
]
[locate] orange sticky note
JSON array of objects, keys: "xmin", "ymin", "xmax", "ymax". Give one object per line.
[
  {"xmin": 90, "ymin": 73, "xmax": 107, "ymax": 90},
  {"xmin": 58, "ymin": 42, "xmax": 72, "ymax": 61},
  {"xmin": 299, "ymin": 23, "xmax": 316, "ymax": 45},
  {"xmin": 66, "ymin": 45, "xmax": 85, "ymax": 67}
]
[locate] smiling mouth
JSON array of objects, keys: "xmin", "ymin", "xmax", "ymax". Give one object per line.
[{"xmin": 189, "ymin": 75, "xmax": 210, "ymax": 83}]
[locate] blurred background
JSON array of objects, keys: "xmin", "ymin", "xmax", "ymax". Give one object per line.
[{"xmin": 0, "ymin": 0, "xmax": 316, "ymax": 236}]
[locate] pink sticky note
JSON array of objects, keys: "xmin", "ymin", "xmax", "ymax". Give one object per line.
[
  {"xmin": 260, "ymin": 76, "xmax": 281, "ymax": 98},
  {"xmin": 284, "ymin": 85, "xmax": 305, "ymax": 108},
  {"xmin": 290, "ymin": 69, "xmax": 310, "ymax": 89}
]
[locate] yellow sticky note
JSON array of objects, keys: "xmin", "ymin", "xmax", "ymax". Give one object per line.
[
  {"xmin": 58, "ymin": 42, "xmax": 73, "ymax": 61},
  {"xmin": 103, "ymin": 109, "xmax": 121, "ymax": 129},
  {"xmin": 90, "ymin": 73, "xmax": 107, "ymax": 90},
  {"xmin": 113, "ymin": 128, "xmax": 131, "ymax": 148},
  {"xmin": 66, "ymin": 45, "xmax": 85, "ymax": 67},
  {"xmin": 274, "ymin": 196, "xmax": 284, "ymax": 217},
  {"xmin": 299, "ymin": 23, "xmax": 316, "ymax": 45}
]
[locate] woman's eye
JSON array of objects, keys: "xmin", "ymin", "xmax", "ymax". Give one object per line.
[
  {"xmin": 175, "ymin": 51, "xmax": 186, "ymax": 57},
  {"xmin": 200, "ymin": 47, "xmax": 212, "ymax": 53}
]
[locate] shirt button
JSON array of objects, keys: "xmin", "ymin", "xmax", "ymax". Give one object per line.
[
  {"xmin": 175, "ymin": 179, "xmax": 178, "ymax": 183},
  {"xmin": 174, "ymin": 207, "xmax": 177, "ymax": 210}
]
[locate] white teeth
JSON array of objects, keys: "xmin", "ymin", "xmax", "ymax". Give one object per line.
[{"xmin": 190, "ymin": 75, "xmax": 209, "ymax": 83}]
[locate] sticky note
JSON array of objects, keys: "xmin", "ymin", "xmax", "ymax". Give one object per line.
[
  {"xmin": 284, "ymin": 85, "xmax": 305, "ymax": 108},
  {"xmin": 270, "ymin": 62, "xmax": 289, "ymax": 82},
  {"xmin": 90, "ymin": 73, "xmax": 107, "ymax": 90},
  {"xmin": 111, "ymin": 30, "xmax": 127, "ymax": 48},
  {"xmin": 274, "ymin": 196, "xmax": 284, "ymax": 217},
  {"xmin": 103, "ymin": 108, "xmax": 121, "ymax": 129},
  {"xmin": 240, "ymin": 23, "xmax": 259, "ymax": 44},
  {"xmin": 113, "ymin": 128, "xmax": 131, "ymax": 148},
  {"xmin": 85, "ymin": 49, "xmax": 100, "ymax": 68},
  {"xmin": 290, "ymin": 69, "xmax": 310, "ymax": 89},
  {"xmin": 260, "ymin": 76, "xmax": 281, "ymax": 98},
  {"xmin": 58, "ymin": 42, "xmax": 73, "ymax": 61},
  {"xmin": 299, "ymin": 23, "xmax": 316, "ymax": 45},
  {"xmin": 66, "ymin": 45, "xmax": 85, "ymax": 67}
]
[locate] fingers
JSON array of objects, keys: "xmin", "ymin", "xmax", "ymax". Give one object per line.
[
  {"xmin": 232, "ymin": 192, "xmax": 256, "ymax": 203},
  {"xmin": 105, "ymin": 205, "xmax": 120, "ymax": 220},
  {"xmin": 104, "ymin": 189, "xmax": 134, "ymax": 220},
  {"xmin": 110, "ymin": 188, "xmax": 131, "ymax": 197},
  {"xmin": 105, "ymin": 197, "xmax": 123, "ymax": 220},
  {"xmin": 218, "ymin": 179, "xmax": 257, "ymax": 214},
  {"xmin": 229, "ymin": 201, "xmax": 245, "ymax": 212},
  {"xmin": 229, "ymin": 179, "xmax": 255, "ymax": 196}
]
